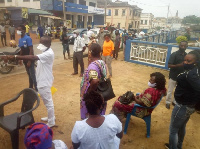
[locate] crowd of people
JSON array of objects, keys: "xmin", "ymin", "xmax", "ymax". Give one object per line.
[{"xmin": 1, "ymin": 23, "xmax": 200, "ymax": 149}]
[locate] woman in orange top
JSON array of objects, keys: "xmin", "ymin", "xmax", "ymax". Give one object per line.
[{"xmin": 102, "ymin": 34, "xmax": 114, "ymax": 77}]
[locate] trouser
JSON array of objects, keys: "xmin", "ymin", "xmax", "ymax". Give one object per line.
[
  {"xmin": 166, "ymin": 78, "xmax": 177, "ymax": 104},
  {"xmin": 113, "ymin": 46, "xmax": 119, "ymax": 59},
  {"xmin": 1, "ymin": 32, "xmax": 7, "ymax": 46},
  {"xmin": 73, "ymin": 51, "xmax": 84, "ymax": 74},
  {"xmin": 38, "ymin": 86, "xmax": 55, "ymax": 125},
  {"xmin": 10, "ymin": 34, "xmax": 15, "ymax": 40},
  {"xmin": 24, "ymin": 61, "xmax": 38, "ymax": 91},
  {"xmin": 169, "ymin": 104, "xmax": 195, "ymax": 149},
  {"xmin": 63, "ymin": 44, "xmax": 70, "ymax": 54},
  {"xmin": 102, "ymin": 55, "xmax": 112, "ymax": 76},
  {"xmin": 123, "ymin": 43, "xmax": 126, "ymax": 60}
]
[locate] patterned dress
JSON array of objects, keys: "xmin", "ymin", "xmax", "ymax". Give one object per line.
[
  {"xmin": 80, "ymin": 60, "xmax": 107, "ymax": 119},
  {"xmin": 111, "ymin": 87, "xmax": 166, "ymax": 120}
]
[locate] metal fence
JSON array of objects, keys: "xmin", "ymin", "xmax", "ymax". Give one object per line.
[{"xmin": 125, "ymin": 40, "xmax": 200, "ymax": 70}]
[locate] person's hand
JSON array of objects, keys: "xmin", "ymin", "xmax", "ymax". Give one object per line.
[{"xmin": 27, "ymin": 61, "xmax": 31, "ymax": 68}]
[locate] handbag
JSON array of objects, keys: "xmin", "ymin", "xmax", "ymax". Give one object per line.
[
  {"xmin": 97, "ymin": 78, "xmax": 115, "ymax": 101},
  {"xmin": 119, "ymin": 91, "xmax": 135, "ymax": 105}
]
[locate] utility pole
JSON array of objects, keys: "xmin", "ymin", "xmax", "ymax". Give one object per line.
[
  {"xmin": 63, "ymin": 0, "xmax": 66, "ymax": 26},
  {"xmin": 166, "ymin": 4, "xmax": 170, "ymax": 28},
  {"xmin": 104, "ymin": 0, "xmax": 107, "ymax": 26}
]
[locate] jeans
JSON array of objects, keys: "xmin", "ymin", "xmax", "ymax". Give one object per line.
[
  {"xmin": 169, "ymin": 104, "xmax": 195, "ymax": 149},
  {"xmin": 24, "ymin": 61, "xmax": 38, "ymax": 91},
  {"xmin": 63, "ymin": 43, "xmax": 69, "ymax": 54}
]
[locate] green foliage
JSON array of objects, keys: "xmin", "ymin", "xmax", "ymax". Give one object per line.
[
  {"xmin": 176, "ymin": 36, "xmax": 188, "ymax": 44},
  {"xmin": 182, "ymin": 15, "xmax": 200, "ymax": 25},
  {"xmin": 155, "ymin": 26, "xmax": 161, "ymax": 31}
]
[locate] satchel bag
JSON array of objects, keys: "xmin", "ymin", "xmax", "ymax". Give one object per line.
[
  {"xmin": 97, "ymin": 78, "xmax": 115, "ymax": 101},
  {"xmin": 119, "ymin": 91, "xmax": 135, "ymax": 105}
]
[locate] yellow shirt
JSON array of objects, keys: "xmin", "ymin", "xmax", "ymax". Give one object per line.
[
  {"xmin": 102, "ymin": 40, "xmax": 114, "ymax": 56},
  {"xmin": 25, "ymin": 25, "xmax": 29, "ymax": 33}
]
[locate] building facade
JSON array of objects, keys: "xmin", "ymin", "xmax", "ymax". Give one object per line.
[
  {"xmin": 41, "ymin": 0, "xmax": 105, "ymax": 28},
  {"xmin": 140, "ymin": 13, "xmax": 154, "ymax": 33},
  {"xmin": 153, "ymin": 17, "xmax": 167, "ymax": 29},
  {"xmin": 106, "ymin": 1, "xmax": 142, "ymax": 30}
]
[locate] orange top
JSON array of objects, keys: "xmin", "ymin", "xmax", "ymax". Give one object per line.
[{"xmin": 102, "ymin": 40, "xmax": 114, "ymax": 56}]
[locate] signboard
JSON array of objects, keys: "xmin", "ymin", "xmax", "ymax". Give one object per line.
[
  {"xmin": 88, "ymin": 6, "xmax": 105, "ymax": 14},
  {"xmin": 22, "ymin": 8, "xmax": 28, "ymax": 19}
]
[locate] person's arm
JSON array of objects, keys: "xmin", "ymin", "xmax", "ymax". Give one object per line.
[
  {"xmin": 116, "ymin": 131, "xmax": 123, "ymax": 139},
  {"xmin": 72, "ymin": 142, "xmax": 81, "ymax": 149},
  {"xmin": 168, "ymin": 53, "xmax": 183, "ymax": 68},
  {"xmin": 8, "ymin": 55, "xmax": 39, "ymax": 61}
]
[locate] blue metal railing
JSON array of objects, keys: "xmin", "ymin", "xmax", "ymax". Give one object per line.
[{"xmin": 125, "ymin": 40, "xmax": 200, "ymax": 70}]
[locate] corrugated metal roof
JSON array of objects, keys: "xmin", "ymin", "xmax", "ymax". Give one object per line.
[{"xmin": 28, "ymin": 8, "xmax": 52, "ymax": 15}]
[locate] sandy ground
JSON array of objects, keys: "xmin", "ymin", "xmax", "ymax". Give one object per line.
[{"xmin": 0, "ymin": 49, "xmax": 200, "ymax": 149}]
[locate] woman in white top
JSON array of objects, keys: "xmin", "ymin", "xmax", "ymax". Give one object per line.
[{"xmin": 71, "ymin": 90, "xmax": 123, "ymax": 149}]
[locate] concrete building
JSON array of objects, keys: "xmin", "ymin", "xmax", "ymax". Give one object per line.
[
  {"xmin": 153, "ymin": 17, "xmax": 167, "ymax": 29},
  {"xmin": 41, "ymin": 0, "xmax": 105, "ymax": 28},
  {"xmin": 140, "ymin": 13, "xmax": 154, "ymax": 33},
  {"xmin": 106, "ymin": 1, "xmax": 142, "ymax": 30}
]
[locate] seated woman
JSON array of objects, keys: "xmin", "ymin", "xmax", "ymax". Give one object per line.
[
  {"xmin": 71, "ymin": 91, "xmax": 123, "ymax": 149},
  {"xmin": 110, "ymin": 72, "xmax": 167, "ymax": 120}
]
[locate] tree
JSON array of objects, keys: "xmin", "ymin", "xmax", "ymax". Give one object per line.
[{"xmin": 182, "ymin": 15, "xmax": 200, "ymax": 25}]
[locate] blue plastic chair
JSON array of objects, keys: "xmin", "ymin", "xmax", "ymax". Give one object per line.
[{"xmin": 124, "ymin": 95, "xmax": 163, "ymax": 138}]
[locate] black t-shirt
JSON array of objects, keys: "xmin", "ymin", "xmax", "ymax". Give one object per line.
[
  {"xmin": 175, "ymin": 67, "xmax": 200, "ymax": 105},
  {"xmin": 62, "ymin": 33, "xmax": 68, "ymax": 44},
  {"xmin": 168, "ymin": 50, "xmax": 186, "ymax": 81}
]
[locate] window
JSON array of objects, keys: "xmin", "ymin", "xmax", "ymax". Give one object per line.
[
  {"xmin": 115, "ymin": 9, "xmax": 118, "ymax": 16},
  {"xmin": 23, "ymin": 0, "xmax": 30, "ymax": 1},
  {"xmin": 0, "ymin": 0, "xmax": 5, "ymax": 2},
  {"xmin": 122, "ymin": 9, "xmax": 125, "ymax": 16},
  {"xmin": 145, "ymin": 20, "xmax": 147, "ymax": 25},
  {"xmin": 79, "ymin": 0, "xmax": 86, "ymax": 5},
  {"xmin": 33, "ymin": 0, "xmax": 40, "ymax": 1},
  {"xmin": 130, "ymin": 10, "xmax": 132, "ymax": 16},
  {"xmin": 88, "ymin": 16, "xmax": 92, "ymax": 24},
  {"xmin": 7, "ymin": 0, "xmax": 12, "ymax": 2},
  {"xmin": 89, "ymin": 2, "xmax": 96, "ymax": 7},
  {"xmin": 141, "ymin": 20, "xmax": 143, "ymax": 24}
]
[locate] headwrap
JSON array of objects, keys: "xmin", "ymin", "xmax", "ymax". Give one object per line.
[{"xmin": 24, "ymin": 123, "xmax": 53, "ymax": 149}]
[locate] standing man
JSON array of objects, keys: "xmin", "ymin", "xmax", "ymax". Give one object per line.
[
  {"xmin": 113, "ymin": 30, "xmax": 121, "ymax": 60},
  {"xmin": 97, "ymin": 27, "xmax": 105, "ymax": 49},
  {"xmin": 24, "ymin": 22, "xmax": 30, "ymax": 36},
  {"xmin": 71, "ymin": 32, "xmax": 86, "ymax": 77},
  {"xmin": 110, "ymin": 27, "xmax": 116, "ymax": 43},
  {"xmin": 0, "ymin": 23, "xmax": 7, "ymax": 46},
  {"xmin": 165, "ymin": 41, "xmax": 188, "ymax": 109},
  {"xmin": 9, "ymin": 24, "xmax": 15, "ymax": 40},
  {"xmin": 122, "ymin": 29, "xmax": 128, "ymax": 60},
  {"xmin": 17, "ymin": 24, "xmax": 38, "ymax": 91},
  {"xmin": 37, "ymin": 25, "xmax": 44, "ymax": 39},
  {"xmin": 61, "ymin": 27, "xmax": 71, "ymax": 60},
  {"xmin": 6, "ymin": 36, "xmax": 56, "ymax": 127}
]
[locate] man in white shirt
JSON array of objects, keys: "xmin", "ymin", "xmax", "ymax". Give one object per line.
[
  {"xmin": 87, "ymin": 27, "xmax": 93, "ymax": 39},
  {"xmin": 0, "ymin": 23, "xmax": 7, "ymax": 46},
  {"xmin": 6, "ymin": 36, "xmax": 56, "ymax": 127},
  {"xmin": 71, "ymin": 32, "xmax": 86, "ymax": 77}
]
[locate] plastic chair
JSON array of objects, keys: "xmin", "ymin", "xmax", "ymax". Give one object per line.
[
  {"xmin": 0, "ymin": 88, "xmax": 40, "ymax": 149},
  {"xmin": 124, "ymin": 95, "xmax": 163, "ymax": 138}
]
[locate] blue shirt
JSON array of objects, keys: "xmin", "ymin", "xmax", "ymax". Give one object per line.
[{"xmin": 19, "ymin": 34, "xmax": 33, "ymax": 55}]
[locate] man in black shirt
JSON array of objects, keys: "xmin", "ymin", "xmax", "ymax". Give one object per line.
[
  {"xmin": 165, "ymin": 41, "xmax": 188, "ymax": 109},
  {"xmin": 61, "ymin": 27, "xmax": 71, "ymax": 60}
]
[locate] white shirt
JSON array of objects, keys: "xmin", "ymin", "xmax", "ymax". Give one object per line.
[
  {"xmin": 71, "ymin": 114, "xmax": 122, "ymax": 149},
  {"xmin": 52, "ymin": 140, "xmax": 68, "ymax": 149},
  {"xmin": 73, "ymin": 36, "xmax": 85, "ymax": 52},
  {"xmin": 0, "ymin": 25, "xmax": 5, "ymax": 33},
  {"xmin": 36, "ymin": 48, "xmax": 54, "ymax": 88},
  {"xmin": 87, "ymin": 30, "xmax": 94, "ymax": 38}
]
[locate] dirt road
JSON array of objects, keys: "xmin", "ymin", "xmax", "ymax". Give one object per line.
[{"xmin": 0, "ymin": 51, "xmax": 199, "ymax": 149}]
